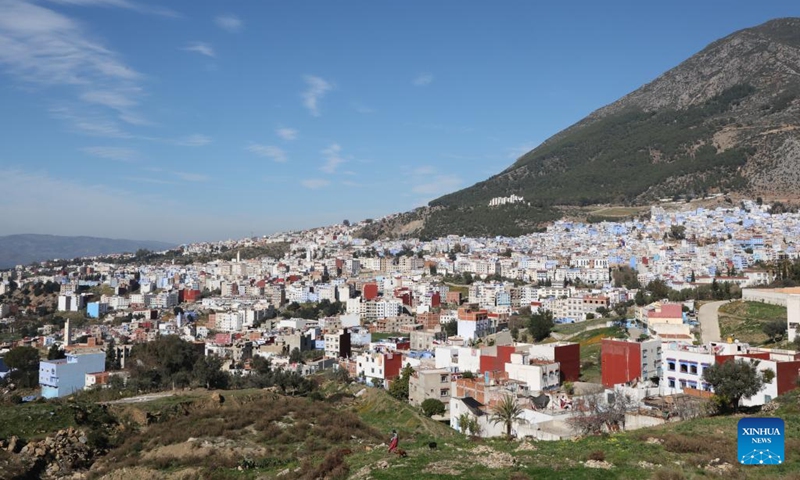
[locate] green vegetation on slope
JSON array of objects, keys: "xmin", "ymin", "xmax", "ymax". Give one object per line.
[
  {"xmin": 5, "ymin": 384, "xmax": 800, "ymax": 478},
  {"xmin": 718, "ymin": 300, "xmax": 787, "ymax": 345},
  {"xmin": 433, "ymin": 84, "xmax": 755, "ymax": 211}
]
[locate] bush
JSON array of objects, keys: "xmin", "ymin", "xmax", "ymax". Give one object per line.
[
  {"xmin": 588, "ymin": 450, "xmax": 605, "ymax": 461},
  {"xmin": 421, "ymin": 398, "xmax": 446, "ymax": 417}
]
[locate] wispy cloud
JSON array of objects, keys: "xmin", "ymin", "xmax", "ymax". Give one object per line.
[
  {"xmin": 215, "ymin": 14, "xmax": 242, "ymax": 32},
  {"xmin": 46, "ymin": 0, "xmax": 180, "ymax": 17},
  {"xmin": 51, "ymin": 106, "xmax": 131, "ymax": 138},
  {"xmin": 124, "ymin": 176, "xmax": 174, "ymax": 185},
  {"xmin": 302, "ymin": 75, "xmax": 332, "ymax": 117},
  {"xmin": 182, "ymin": 42, "xmax": 215, "ymax": 58},
  {"xmin": 80, "ymin": 90, "xmax": 138, "ymax": 109},
  {"xmin": 412, "ymin": 174, "xmax": 462, "ymax": 196},
  {"xmin": 301, "ymin": 178, "xmax": 330, "ymax": 189},
  {"xmin": 276, "ymin": 128, "xmax": 298, "ymax": 141},
  {"xmin": 354, "ymin": 104, "xmax": 375, "ymax": 114},
  {"xmin": 321, "ymin": 143, "xmax": 346, "ymax": 173},
  {"xmin": 247, "ymin": 144, "xmax": 287, "ymax": 163},
  {"xmin": 506, "ymin": 143, "xmax": 537, "ymax": 160},
  {"xmin": 174, "ymin": 134, "xmax": 211, "ymax": 147},
  {"xmin": 176, "ymin": 172, "xmax": 209, "ymax": 182},
  {"xmin": 412, "ymin": 73, "xmax": 433, "ymax": 86},
  {"xmin": 413, "ymin": 165, "xmax": 437, "ymax": 175},
  {"xmin": 81, "ymin": 146, "xmax": 137, "ymax": 161},
  {"xmin": 0, "ymin": 1, "xmax": 148, "ymax": 131}
]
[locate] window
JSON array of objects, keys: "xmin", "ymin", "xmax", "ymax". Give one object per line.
[
  {"xmin": 440, "ymin": 389, "xmax": 449, "ymax": 397},
  {"xmin": 668, "ymin": 378, "xmax": 676, "ymax": 388},
  {"xmin": 441, "ymin": 375, "xmax": 449, "ymax": 383},
  {"xmin": 680, "ymin": 364, "xmax": 688, "ymax": 373},
  {"xmin": 668, "ymin": 362, "xmax": 676, "ymax": 371},
  {"xmin": 689, "ymin": 364, "xmax": 698, "ymax": 375}
]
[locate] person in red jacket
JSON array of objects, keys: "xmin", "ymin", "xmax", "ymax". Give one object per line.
[{"xmin": 388, "ymin": 430, "xmax": 398, "ymax": 453}]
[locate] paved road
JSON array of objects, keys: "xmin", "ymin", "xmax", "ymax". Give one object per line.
[
  {"xmin": 698, "ymin": 300, "xmax": 727, "ymax": 343},
  {"xmin": 102, "ymin": 392, "xmax": 175, "ymax": 405}
]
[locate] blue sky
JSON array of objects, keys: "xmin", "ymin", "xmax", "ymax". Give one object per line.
[{"xmin": 0, "ymin": 0, "xmax": 798, "ymax": 243}]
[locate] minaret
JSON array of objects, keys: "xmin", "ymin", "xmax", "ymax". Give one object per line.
[
  {"xmin": 237, "ymin": 250, "xmax": 241, "ymax": 263},
  {"xmin": 64, "ymin": 318, "xmax": 71, "ymax": 347}
]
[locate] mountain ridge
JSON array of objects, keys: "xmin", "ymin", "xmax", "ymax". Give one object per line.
[
  {"xmin": 393, "ymin": 18, "xmax": 800, "ymax": 239},
  {"xmin": 0, "ymin": 234, "xmax": 175, "ymax": 269}
]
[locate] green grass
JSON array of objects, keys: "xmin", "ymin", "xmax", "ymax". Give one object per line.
[
  {"xmin": 8, "ymin": 382, "xmax": 800, "ymax": 479},
  {"xmin": 718, "ymin": 300, "xmax": 787, "ymax": 345},
  {"xmin": 570, "ymin": 326, "xmax": 627, "ymax": 383},
  {"xmin": 0, "ymin": 400, "xmax": 78, "ymax": 441},
  {"xmin": 552, "ymin": 318, "xmax": 609, "ymax": 336}
]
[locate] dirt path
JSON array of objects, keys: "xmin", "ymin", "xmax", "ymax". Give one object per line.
[{"xmin": 698, "ymin": 301, "xmax": 727, "ymax": 343}]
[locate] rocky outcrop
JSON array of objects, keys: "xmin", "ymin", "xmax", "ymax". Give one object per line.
[{"xmin": 1, "ymin": 427, "xmax": 98, "ymax": 479}]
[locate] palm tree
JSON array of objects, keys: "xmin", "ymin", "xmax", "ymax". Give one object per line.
[
  {"xmin": 490, "ymin": 394, "xmax": 524, "ymax": 438},
  {"xmin": 457, "ymin": 413, "xmax": 471, "ymax": 434}
]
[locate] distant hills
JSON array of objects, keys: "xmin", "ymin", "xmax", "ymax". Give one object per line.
[
  {"xmin": 0, "ymin": 234, "xmax": 175, "ymax": 269},
  {"xmin": 366, "ymin": 18, "xmax": 800, "ymax": 239}
]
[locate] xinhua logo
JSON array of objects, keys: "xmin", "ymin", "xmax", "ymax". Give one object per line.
[{"xmin": 738, "ymin": 417, "xmax": 785, "ymax": 465}]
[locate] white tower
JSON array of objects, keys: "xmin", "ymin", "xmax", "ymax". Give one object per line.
[{"xmin": 64, "ymin": 318, "xmax": 71, "ymax": 346}]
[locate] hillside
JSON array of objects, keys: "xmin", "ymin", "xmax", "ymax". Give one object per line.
[
  {"xmin": 0, "ymin": 235, "xmax": 175, "ymax": 269},
  {"xmin": 3, "ymin": 386, "xmax": 800, "ymax": 479},
  {"xmin": 376, "ymin": 18, "xmax": 800, "ymax": 239}
]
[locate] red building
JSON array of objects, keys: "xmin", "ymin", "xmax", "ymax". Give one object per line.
[
  {"xmin": 601, "ymin": 339, "xmax": 642, "ymax": 389},
  {"xmin": 479, "ymin": 345, "xmax": 516, "ymax": 374},
  {"xmin": 363, "ymin": 282, "xmax": 379, "ymax": 301},
  {"xmin": 552, "ymin": 343, "xmax": 581, "ymax": 382}
]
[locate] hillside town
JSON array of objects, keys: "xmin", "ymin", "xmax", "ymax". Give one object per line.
[{"xmin": 2, "ymin": 199, "xmax": 800, "ymax": 439}]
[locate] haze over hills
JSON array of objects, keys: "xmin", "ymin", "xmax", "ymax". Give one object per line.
[
  {"xmin": 0, "ymin": 235, "xmax": 175, "ymax": 269},
  {"xmin": 364, "ymin": 18, "xmax": 800, "ymax": 240}
]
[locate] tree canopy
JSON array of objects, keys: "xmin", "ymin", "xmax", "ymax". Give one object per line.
[{"xmin": 702, "ymin": 359, "xmax": 766, "ymax": 412}]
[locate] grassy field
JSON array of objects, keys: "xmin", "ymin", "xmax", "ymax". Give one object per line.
[
  {"xmin": 552, "ymin": 317, "xmax": 609, "ymax": 337},
  {"xmin": 587, "ymin": 206, "xmax": 646, "ymax": 219},
  {"xmin": 5, "ymin": 384, "xmax": 800, "ymax": 478},
  {"xmin": 718, "ymin": 300, "xmax": 787, "ymax": 345},
  {"xmin": 0, "ymin": 399, "xmax": 78, "ymax": 441},
  {"xmin": 570, "ymin": 326, "xmax": 628, "ymax": 384}
]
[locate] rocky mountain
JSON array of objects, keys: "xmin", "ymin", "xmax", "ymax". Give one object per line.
[
  {"xmin": 0, "ymin": 234, "xmax": 175, "ymax": 269},
  {"xmin": 385, "ymin": 18, "xmax": 800, "ymax": 239}
]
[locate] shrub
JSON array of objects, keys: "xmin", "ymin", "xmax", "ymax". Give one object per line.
[
  {"xmin": 421, "ymin": 398, "xmax": 446, "ymax": 417},
  {"xmin": 588, "ymin": 450, "xmax": 605, "ymax": 461}
]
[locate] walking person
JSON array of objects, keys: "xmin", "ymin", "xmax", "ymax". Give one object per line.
[{"xmin": 388, "ymin": 429, "xmax": 398, "ymax": 454}]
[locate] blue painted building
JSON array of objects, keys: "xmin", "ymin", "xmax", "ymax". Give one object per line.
[{"xmin": 39, "ymin": 352, "xmax": 106, "ymax": 398}]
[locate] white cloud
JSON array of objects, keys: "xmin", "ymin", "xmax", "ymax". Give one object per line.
[
  {"xmin": 302, "ymin": 75, "xmax": 332, "ymax": 117},
  {"xmin": 276, "ymin": 128, "xmax": 298, "ymax": 141},
  {"xmin": 354, "ymin": 104, "xmax": 375, "ymax": 114},
  {"xmin": 321, "ymin": 143, "xmax": 346, "ymax": 173},
  {"xmin": 124, "ymin": 176, "xmax": 174, "ymax": 185},
  {"xmin": 246, "ymin": 144, "xmax": 287, "ymax": 163},
  {"xmin": 215, "ymin": 14, "xmax": 242, "ymax": 32},
  {"xmin": 0, "ymin": 1, "xmax": 148, "ymax": 130},
  {"xmin": 174, "ymin": 134, "xmax": 211, "ymax": 147},
  {"xmin": 80, "ymin": 90, "xmax": 138, "ymax": 109},
  {"xmin": 413, "ymin": 165, "xmax": 437, "ymax": 175},
  {"xmin": 301, "ymin": 178, "xmax": 330, "ymax": 189},
  {"xmin": 506, "ymin": 143, "xmax": 537, "ymax": 160},
  {"xmin": 412, "ymin": 175, "xmax": 462, "ymax": 195},
  {"xmin": 46, "ymin": 0, "xmax": 180, "ymax": 17},
  {"xmin": 81, "ymin": 146, "xmax": 137, "ymax": 161},
  {"xmin": 175, "ymin": 172, "xmax": 209, "ymax": 182},
  {"xmin": 182, "ymin": 42, "xmax": 215, "ymax": 58},
  {"xmin": 412, "ymin": 73, "xmax": 433, "ymax": 86}
]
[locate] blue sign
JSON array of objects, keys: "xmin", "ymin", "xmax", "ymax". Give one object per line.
[{"xmin": 738, "ymin": 417, "xmax": 784, "ymax": 465}]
